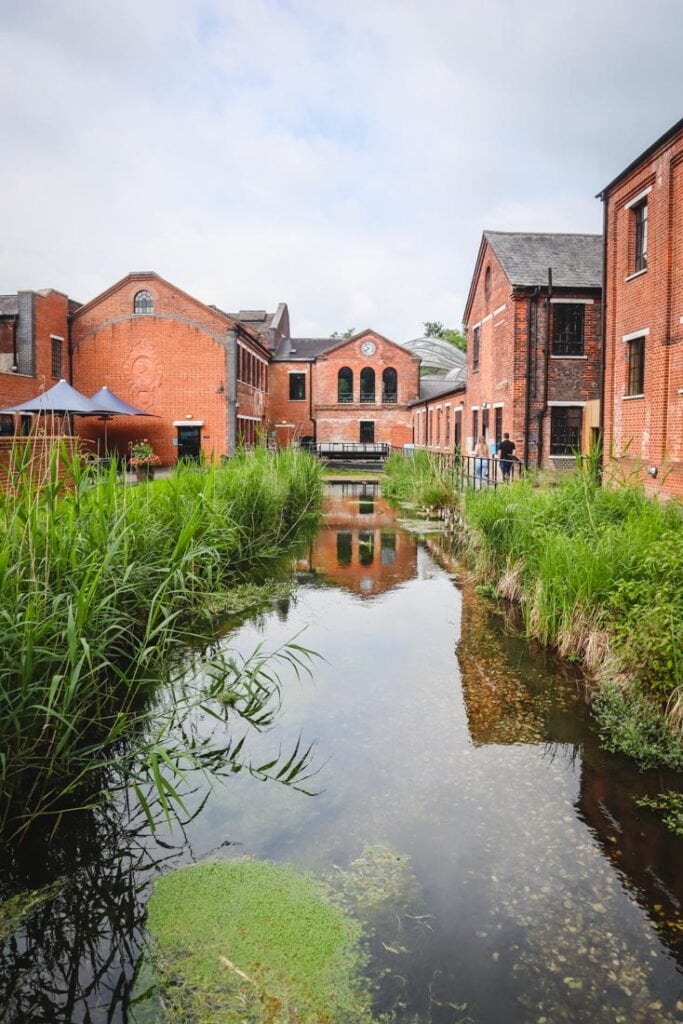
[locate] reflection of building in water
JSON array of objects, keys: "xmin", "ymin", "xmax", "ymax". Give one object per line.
[
  {"xmin": 296, "ymin": 488, "xmax": 417, "ymax": 598},
  {"xmin": 577, "ymin": 758, "xmax": 683, "ymax": 963},
  {"xmin": 452, "ymin": 548, "xmax": 683, "ymax": 968},
  {"xmin": 451, "ymin": 563, "xmax": 581, "ymax": 747}
]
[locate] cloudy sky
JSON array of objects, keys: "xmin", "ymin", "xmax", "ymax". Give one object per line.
[{"xmin": 2, "ymin": 1, "xmax": 682, "ymax": 339}]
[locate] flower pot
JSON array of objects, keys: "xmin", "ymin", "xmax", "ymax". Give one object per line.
[{"xmin": 135, "ymin": 465, "xmax": 155, "ymax": 482}]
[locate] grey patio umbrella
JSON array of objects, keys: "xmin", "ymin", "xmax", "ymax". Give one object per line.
[
  {"xmin": 89, "ymin": 386, "xmax": 154, "ymax": 454},
  {"xmin": 89, "ymin": 386, "xmax": 152, "ymax": 418},
  {"xmin": 0, "ymin": 378, "xmax": 109, "ymax": 417}
]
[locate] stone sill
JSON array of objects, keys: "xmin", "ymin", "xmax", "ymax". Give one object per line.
[
  {"xmin": 550, "ymin": 355, "xmax": 588, "ymax": 360},
  {"xmin": 622, "ymin": 394, "xmax": 645, "ymax": 401},
  {"xmin": 625, "ymin": 268, "xmax": 648, "ymax": 283}
]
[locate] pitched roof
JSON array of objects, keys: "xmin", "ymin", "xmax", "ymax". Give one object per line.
[
  {"xmin": 598, "ymin": 116, "xmax": 683, "ymax": 197},
  {"xmin": 408, "ymin": 376, "xmax": 466, "ymax": 407},
  {"xmin": 484, "ymin": 231, "xmax": 603, "ymax": 289},
  {"xmin": 272, "ymin": 337, "xmax": 340, "ymax": 361}
]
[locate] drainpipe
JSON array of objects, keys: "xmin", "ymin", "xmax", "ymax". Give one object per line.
[
  {"xmin": 308, "ymin": 360, "xmax": 316, "ymax": 441},
  {"xmin": 536, "ymin": 268, "xmax": 553, "ymax": 469},
  {"xmin": 523, "ymin": 287, "xmax": 540, "ymax": 469},
  {"xmin": 598, "ymin": 196, "xmax": 607, "ymax": 482},
  {"xmin": 226, "ymin": 328, "xmax": 238, "ymax": 456}
]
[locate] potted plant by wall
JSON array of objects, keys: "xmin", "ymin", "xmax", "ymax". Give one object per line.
[{"xmin": 129, "ymin": 439, "xmax": 161, "ymax": 482}]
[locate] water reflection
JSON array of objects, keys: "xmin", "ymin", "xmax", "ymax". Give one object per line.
[
  {"xmin": 1, "ymin": 484, "xmax": 682, "ymax": 1024},
  {"xmin": 294, "ymin": 486, "xmax": 417, "ymax": 599}
]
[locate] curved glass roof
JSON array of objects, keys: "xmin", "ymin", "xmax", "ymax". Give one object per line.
[{"xmin": 403, "ymin": 337, "xmax": 467, "ymax": 375}]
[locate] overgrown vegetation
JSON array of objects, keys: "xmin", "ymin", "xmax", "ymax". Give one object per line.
[
  {"xmin": 145, "ymin": 858, "xmax": 372, "ymax": 1024},
  {"xmin": 383, "ymin": 452, "xmax": 683, "ymax": 768},
  {"xmin": 382, "ymin": 451, "xmax": 456, "ymax": 511},
  {"xmin": 635, "ymin": 790, "xmax": 683, "ymax": 837},
  {"xmin": 0, "ymin": 445, "xmax": 324, "ymax": 835}
]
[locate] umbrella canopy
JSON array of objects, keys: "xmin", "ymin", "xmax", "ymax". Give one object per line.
[
  {"xmin": 89, "ymin": 386, "xmax": 152, "ymax": 418},
  {"xmin": 0, "ymin": 379, "xmax": 108, "ymax": 416}
]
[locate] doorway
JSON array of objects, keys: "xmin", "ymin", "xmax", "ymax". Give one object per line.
[
  {"xmin": 177, "ymin": 425, "xmax": 202, "ymax": 461},
  {"xmin": 359, "ymin": 421, "xmax": 375, "ymax": 443}
]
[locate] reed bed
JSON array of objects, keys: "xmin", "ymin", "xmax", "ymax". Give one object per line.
[{"xmin": 0, "ymin": 445, "xmax": 323, "ymax": 834}]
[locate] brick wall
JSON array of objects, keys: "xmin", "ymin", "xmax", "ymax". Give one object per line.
[
  {"xmin": 603, "ymin": 126, "xmax": 683, "ymax": 499},
  {"xmin": 463, "ymin": 241, "xmax": 601, "ymax": 468},
  {"xmin": 464, "ymin": 242, "xmax": 517, "ymax": 456},
  {"xmin": 71, "ymin": 274, "xmax": 268, "ymax": 463},
  {"xmin": 0, "ymin": 290, "xmax": 70, "ymax": 420},
  {"xmin": 269, "ymin": 331, "xmax": 420, "ymax": 448}
]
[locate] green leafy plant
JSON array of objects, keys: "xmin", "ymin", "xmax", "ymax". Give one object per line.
[{"xmin": 635, "ymin": 790, "xmax": 683, "ymax": 837}]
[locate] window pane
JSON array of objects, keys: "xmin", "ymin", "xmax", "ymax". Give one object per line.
[
  {"xmin": 134, "ymin": 290, "xmax": 153, "ymax": 314},
  {"xmin": 550, "ymin": 407, "xmax": 583, "ymax": 455},
  {"xmin": 627, "ymin": 337, "xmax": 645, "ymax": 395},
  {"xmin": 289, "ymin": 373, "xmax": 306, "ymax": 400},
  {"xmin": 552, "ymin": 304, "xmax": 585, "ymax": 356}
]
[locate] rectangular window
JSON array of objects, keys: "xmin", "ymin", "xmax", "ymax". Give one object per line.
[
  {"xmin": 0, "ymin": 415, "xmax": 14, "ymax": 436},
  {"xmin": 472, "ymin": 409, "xmax": 478, "ymax": 445},
  {"xmin": 550, "ymin": 407, "xmax": 583, "ymax": 456},
  {"xmin": 627, "ymin": 336, "xmax": 645, "ymax": 395},
  {"xmin": 472, "ymin": 326, "xmax": 480, "ymax": 370},
  {"xmin": 289, "ymin": 372, "xmax": 306, "ymax": 401},
  {"xmin": 633, "ymin": 199, "xmax": 648, "ymax": 273},
  {"xmin": 481, "ymin": 407, "xmax": 489, "ymax": 438},
  {"xmin": 445, "ymin": 407, "xmax": 450, "ymax": 447},
  {"xmin": 51, "ymin": 337, "xmax": 62, "ymax": 378},
  {"xmin": 454, "ymin": 410, "xmax": 462, "ymax": 450},
  {"xmin": 359, "ymin": 421, "xmax": 374, "ymax": 443},
  {"xmin": 552, "ymin": 304, "xmax": 585, "ymax": 356},
  {"xmin": 494, "ymin": 407, "xmax": 503, "ymax": 446},
  {"xmin": 436, "ymin": 409, "xmax": 441, "ymax": 446}
]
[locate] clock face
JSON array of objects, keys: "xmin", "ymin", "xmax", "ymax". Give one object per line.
[{"xmin": 360, "ymin": 340, "xmax": 376, "ymax": 356}]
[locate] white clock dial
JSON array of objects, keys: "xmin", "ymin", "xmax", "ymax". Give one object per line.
[{"xmin": 360, "ymin": 340, "xmax": 376, "ymax": 356}]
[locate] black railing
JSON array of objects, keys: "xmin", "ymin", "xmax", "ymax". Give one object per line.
[
  {"xmin": 382, "ymin": 392, "xmax": 397, "ymax": 403},
  {"xmin": 400, "ymin": 447, "xmax": 523, "ymax": 489},
  {"xmin": 317, "ymin": 441, "xmax": 390, "ymax": 461},
  {"xmin": 338, "ymin": 393, "xmax": 354, "ymax": 403},
  {"xmin": 359, "ymin": 394, "xmax": 376, "ymax": 404}
]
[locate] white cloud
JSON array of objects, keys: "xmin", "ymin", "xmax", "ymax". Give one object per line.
[{"xmin": 1, "ymin": 0, "xmax": 682, "ymax": 338}]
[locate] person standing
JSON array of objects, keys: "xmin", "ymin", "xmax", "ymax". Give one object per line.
[
  {"xmin": 473, "ymin": 434, "xmax": 489, "ymax": 488},
  {"xmin": 497, "ymin": 432, "xmax": 516, "ymax": 481}
]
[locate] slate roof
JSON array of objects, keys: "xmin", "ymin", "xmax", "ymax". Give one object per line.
[
  {"xmin": 273, "ymin": 337, "xmax": 340, "ymax": 361},
  {"xmin": 484, "ymin": 231, "xmax": 603, "ymax": 289},
  {"xmin": 408, "ymin": 376, "xmax": 465, "ymax": 407}
]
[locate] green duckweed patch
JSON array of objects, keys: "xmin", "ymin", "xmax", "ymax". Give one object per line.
[{"xmin": 146, "ymin": 858, "xmax": 373, "ymax": 1024}]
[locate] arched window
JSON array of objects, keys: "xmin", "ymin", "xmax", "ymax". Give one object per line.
[
  {"xmin": 382, "ymin": 367, "xmax": 397, "ymax": 403},
  {"xmin": 134, "ymin": 290, "xmax": 153, "ymax": 315},
  {"xmin": 360, "ymin": 367, "xmax": 375, "ymax": 403},
  {"xmin": 338, "ymin": 366, "xmax": 353, "ymax": 403}
]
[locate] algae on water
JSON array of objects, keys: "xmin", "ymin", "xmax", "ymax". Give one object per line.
[{"xmin": 145, "ymin": 858, "xmax": 374, "ymax": 1024}]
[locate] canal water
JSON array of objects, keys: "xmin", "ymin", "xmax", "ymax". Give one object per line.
[{"xmin": 1, "ymin": 483, "xmax": 682, "ymax": 1023}]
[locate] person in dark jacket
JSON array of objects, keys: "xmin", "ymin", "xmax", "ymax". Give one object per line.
[{"xmin": 497, "ymin": 433, "xmax": 516, "ymax": 481}]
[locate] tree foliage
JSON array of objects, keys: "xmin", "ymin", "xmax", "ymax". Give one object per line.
[{"xmin": 423, "ymin": 321, "xmax": 467, "ymax": 352}]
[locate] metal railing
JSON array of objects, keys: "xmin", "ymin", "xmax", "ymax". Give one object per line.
[{"xmin": 398, "ymin": 447, "xmax": 523, "ymax": 490}]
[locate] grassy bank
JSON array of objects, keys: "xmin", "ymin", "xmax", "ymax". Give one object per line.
[
  {"xmin": 383, "ymin": 453, "xmax": 683, "ymax": 770},
  {"xmin": 0, "ymin": 446, "xmax": 324, "ymax": 834}
]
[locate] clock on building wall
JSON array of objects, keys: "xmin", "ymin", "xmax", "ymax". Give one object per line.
[{"xmin": 360, "ymin": 340, "xmax": 376, "ymax": 356}]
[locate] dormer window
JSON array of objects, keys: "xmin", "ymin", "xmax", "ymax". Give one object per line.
[{"xmin": 134, "ymin": 290, "xmax": 153, "ymax": 315}]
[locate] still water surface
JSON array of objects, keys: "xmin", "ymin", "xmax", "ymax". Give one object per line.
[{"xmin": 1, "ymin": 483, "xmax": 682, "ymax": 1023}]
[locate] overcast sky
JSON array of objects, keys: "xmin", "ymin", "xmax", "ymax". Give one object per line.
[{"xmin": 2, "ymin": 1, "xmax": 682, "ymax": 339}]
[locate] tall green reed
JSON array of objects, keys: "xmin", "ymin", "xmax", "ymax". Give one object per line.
[{"xmin": 0, "ymin": 443, "xmax": 323, "ymax": 836}]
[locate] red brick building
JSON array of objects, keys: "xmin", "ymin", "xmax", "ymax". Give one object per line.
[
  {"xmin": 462, "ymin": 232, "xmax": 602, "ymax": 468},
  {"xmin": 0, "ymin": 289, "xmax": 71, "ymax": 436},
  {"xmin": 268, "ymin": 329, "xmax": 420, "ymax": 449},
  {"xmin": 70, "ymin": 272, "xmax": 273, "ymax": 462},
  {"xmin": 599, "ymin": 118, "xmax": 683, "ymax": 499}
]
